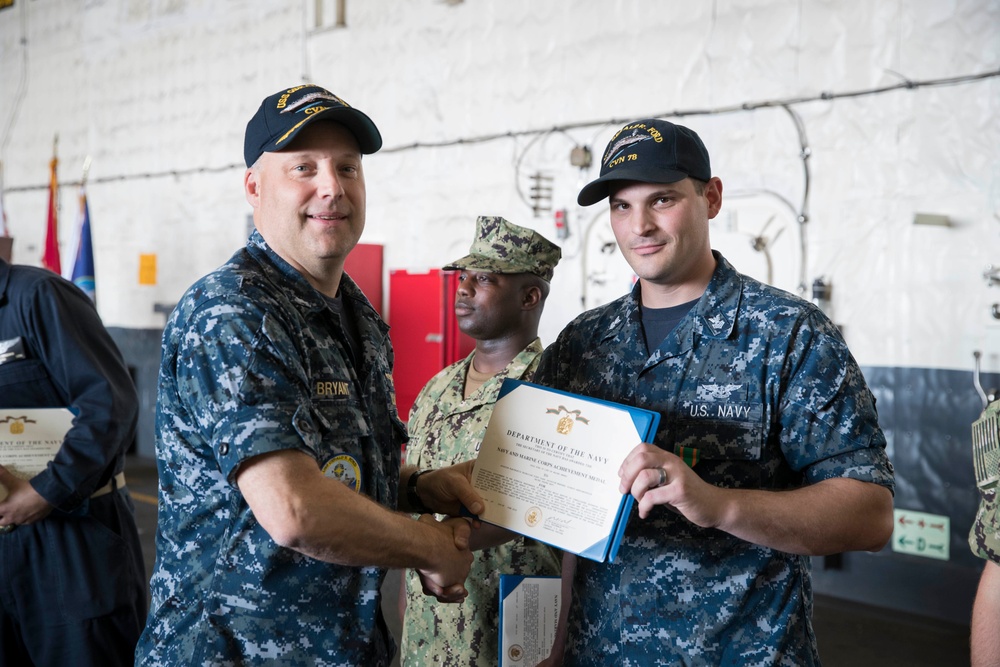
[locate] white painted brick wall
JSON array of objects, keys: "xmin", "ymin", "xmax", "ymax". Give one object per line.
[{"xmin": 0, "ymin": 0, "xmax": 997, "ymax": 373}]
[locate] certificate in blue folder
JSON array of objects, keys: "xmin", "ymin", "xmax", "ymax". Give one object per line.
[
  {"xmin": 499, "ymin": 574, "xmax": 561, "ymax": 667},
  {"xmin": 471, "ymin": 379, "xmax": 660, "ymax": 563}
]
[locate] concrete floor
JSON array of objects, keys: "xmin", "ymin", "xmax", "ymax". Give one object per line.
[{"xmin": 127, "ymin": 455, "xmax": 970, "ymax": 666}]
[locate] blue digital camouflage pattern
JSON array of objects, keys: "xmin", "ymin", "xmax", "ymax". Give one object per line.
[
  {"xmin": 970, "ymin": 487, "xmax": 1000, "ymax": 563},
  {"xmin": 400, "ymin": 339, "xmax": 561, "ymax": 666},
  {"xmin": 135, "ymin": 230, "xmax": 406, "ymax": 667},
  {"xmin": 532, "ymin": 252, "xmax": 894, "ymax": 667}
]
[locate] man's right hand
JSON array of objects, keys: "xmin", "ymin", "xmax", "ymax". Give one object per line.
[
  {"xmin": 414, "ymin": 460, "xmax": 485, "ymax": 517},
  {"xmin": 415, "ymin": 514, "xmax": 474, "ymax": 603},
  {"xmin": 0, "ymin": 466, "xmax": 53, "ymax": 528}
]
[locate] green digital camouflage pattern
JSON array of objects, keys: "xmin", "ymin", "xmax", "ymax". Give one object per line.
[
  {"xmin": 970, "ymin": 487, "xmax": 1000, "ymax": 563},
  {"xmin": 444, "ymin": 216, "xmax": 562, "ymax": 282},
  {"xmin": 400, "ymin": 339, "xmax": 561, "ymax": 667},
  {"xmin": 136, "ymin": 231, "xmax": 406, "ymax": 667},
  {"xmin": 533, "ymin": 252, "xmax": 895, "ymax": 667}
]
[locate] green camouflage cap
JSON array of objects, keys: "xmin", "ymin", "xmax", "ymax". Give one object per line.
[{"xmin": 444, "ymin": 216, "xmax": 562, "ymax": 282}]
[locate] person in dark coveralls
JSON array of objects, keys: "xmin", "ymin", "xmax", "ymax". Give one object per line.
[
  {"xmin": 0, "ymin": 257, "xmax": 146, "ymax": 667},
  {"xmin": 533, "ymin": 118, "xmax": 895, "ymax": 666},
  {"xmin": 135, "ymin": 85, "xmax": 484, "ymax": 667}
]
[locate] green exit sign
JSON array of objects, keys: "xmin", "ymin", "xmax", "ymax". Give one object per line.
[{"xmin": 892, "ymin": 509, "xmax": 950, "ymax": 561}]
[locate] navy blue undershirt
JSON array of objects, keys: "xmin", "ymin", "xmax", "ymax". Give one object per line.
[
  {"xmin": 324, "ymin": 292, "xmax": 363, "ymax": 369},
  {"xmin": 640, "ymin": 298, "xmax": 699, "ymax": 354}
]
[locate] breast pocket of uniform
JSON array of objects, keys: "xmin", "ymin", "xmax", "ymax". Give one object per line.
[
  {"xmin": 0, "ymin": 358, "xmax": 62, "ymax": 406},
  {"xmin": 304, "ymin": 399, "xmax": 373, "ymax": 494},
  {"xmin": 673, "ymin": 400, "xmax": 765, "ymax": 488}
]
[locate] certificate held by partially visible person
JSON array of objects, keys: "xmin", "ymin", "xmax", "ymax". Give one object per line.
[
  {"xmin": 499, "ymin": 574, "xmax": 561, "ymax": 667},
  {"xmin": 0, "ymin": 408, "xmax": 74, "ymax": 501},
  {"xmin": 472, "ymin": 380, "xmax": 660, "ymax": 562}
]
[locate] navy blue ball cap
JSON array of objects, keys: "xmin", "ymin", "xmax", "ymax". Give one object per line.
[
  {"xmin": 244, "ymin": 84, "xmax": 382, "ymax": 167},
  {"xmin": 577, "ymin": 118, "xmax": 711, "ymax": 206}
]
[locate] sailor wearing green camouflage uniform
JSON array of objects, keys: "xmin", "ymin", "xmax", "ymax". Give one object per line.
[
  {"xmin": 137, "ymin": 85, "xmax": 479, "ymax": 667},
  {"xmin": 970, "ymin": 484, "xmax": 1000, "ymax": 565},
  {"xmin": 970, "ymin": 403, "xmax": 1000, "ymax": 564},
  {"xmin": 969, "ymin": 402, "xmax": 1000, "ymax": 665},
  {"xmin": 534, "ymin": 118, "xmax": 895, "ymax": 666},
  {"xmin": 400, "ymin": 216, "xmax": 562, "ymax": 666}
]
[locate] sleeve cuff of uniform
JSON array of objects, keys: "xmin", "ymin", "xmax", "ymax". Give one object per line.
[
  {"xmin": 29, "ymin": 469, "xmax": 88, "ymax": 512},
  {"xmin": 213, "ymin": 403, "xmax": 322, "ymax": 483},
  {"xmin": 805, "ymin": 445, "xmax": 895, "ymax": 495}
]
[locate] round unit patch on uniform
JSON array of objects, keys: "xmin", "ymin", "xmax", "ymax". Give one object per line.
[{"xmin": 323, "ymin": 454, "xmax": 362, "ymax": 492}]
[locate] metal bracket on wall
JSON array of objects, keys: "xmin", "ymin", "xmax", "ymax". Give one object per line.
[
  {"xmin": 981, "ymin": 267, "xmax": 1000, "ymax": 319},
  {"xmin": 529, "ymin": 171, "xmax": 553, "ymax": 218},
  {"xmin": 983, "ymin": 265, "xmax": 1000, "ymax": 287}
]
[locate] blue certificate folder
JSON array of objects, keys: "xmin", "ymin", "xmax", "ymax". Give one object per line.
[{"xmin": 470, "ymin": 379, "xmax": 661, "ymax": 563}]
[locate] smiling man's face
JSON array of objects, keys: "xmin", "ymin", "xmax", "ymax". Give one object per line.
[{"xmin": 245, "ymin": 121, "xmax": 366, "ymax": 289}]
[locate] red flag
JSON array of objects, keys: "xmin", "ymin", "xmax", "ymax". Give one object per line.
[{"xmin": 41, "ymin": 154, "xmax": 60, "ymax": 274}]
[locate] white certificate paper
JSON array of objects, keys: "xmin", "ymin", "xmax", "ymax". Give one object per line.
[
  {"xmin": 499, "ymin": 575, "xmax": 560, "ymax": 667},
  {"xmin": 472, "ymin": 380, "xmax": 660, "ymax": 562},
  {"xmin": 0, "ymin": 408, "xmax": 73, "ymax": 481}
]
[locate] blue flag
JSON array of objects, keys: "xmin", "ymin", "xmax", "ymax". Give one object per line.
[{"xmin": 71, "ymin": 185, "xmax": 96, "ymax": 302}]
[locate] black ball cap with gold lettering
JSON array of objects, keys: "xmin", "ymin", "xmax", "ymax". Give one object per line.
[
  {"xmin": 577, "ymin": 118, "xmax": 711, "ymax": 206},
  {"xmin": 244, "ymin": 84, "xmax": 382, "ymax": 167}
]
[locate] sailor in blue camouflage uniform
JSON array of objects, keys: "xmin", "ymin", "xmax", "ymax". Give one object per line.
[
  {"xmin": 136, "ymin": 85, "xmax": 484, "ymax": 667},
  {"xmin": 535, "ymin": 118, "xmax": 895, "ymax": 666}
]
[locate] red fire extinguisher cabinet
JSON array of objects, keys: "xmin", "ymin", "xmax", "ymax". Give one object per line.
[{"xmin": 388, "ymin": 268, "xmax": 475, "ymax": 422}]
